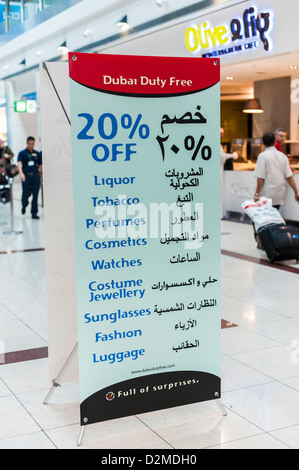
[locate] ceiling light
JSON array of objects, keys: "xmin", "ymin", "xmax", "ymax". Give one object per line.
[
  {"xmin": 115, "ymin": 15, "xmax": 128, "ymax": 26},
  {"xmin": 83, "ymin": 28, "xmax": 91, "ymax": 38},
  {"xmin": 57, "ymin": 41, "xmax": 67, "ymax": 50},
  {"xmin": 242, "ymin": 98, "xmax": 264, "ymax": 113},
  {"xmin": 226, "ymin": 76, "xmax": 234, "ymax": 80},
  {"xmin": 290, "ymin": 65, "xmax": 298, "ymax": 70},
  {"xmin": 115, "ymin": 15, "xmax": 130, "ymax": 32}
]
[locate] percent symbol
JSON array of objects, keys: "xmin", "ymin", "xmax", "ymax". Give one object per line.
[
  {"xmin": 121, "ymin": 114, "xmax": 150, "ymax": 139},
  {"xmin": 184, "ymin": 135, "xmax": 212, "ymax": 161}
]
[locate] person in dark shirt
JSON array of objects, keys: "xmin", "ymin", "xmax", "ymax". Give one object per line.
[{"xmin": 17, "ymin": 136, "xmax": 42, "ymax": 219}]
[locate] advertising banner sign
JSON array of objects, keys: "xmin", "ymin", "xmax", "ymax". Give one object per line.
[{"xmin": 69, "ymin": 53, "xmax": 221, "ymax": 426}]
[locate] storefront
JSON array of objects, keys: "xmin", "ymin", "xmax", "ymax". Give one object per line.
[{"xmin": 98, "ymin": 0, "xmax": 299, "ymax": 221}]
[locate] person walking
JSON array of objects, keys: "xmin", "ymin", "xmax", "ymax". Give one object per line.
[
  {"xmin": 17, "ymin": 136, "xmax": 42, "ymax": 219},
  {"xmin": 0, "ymin": 138, "xmax": 14, "ymax": 171},
  {"xmin": 254, "ymin": 132, "xmax": 299, "ymax": 209}
]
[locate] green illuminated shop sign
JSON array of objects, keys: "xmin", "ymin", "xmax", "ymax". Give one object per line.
[
  {"xmin": 14, "ymin": 100, "xmax": 27, "ymax": 113},
  {"xmin": 14, "ymin": 100, "xmax": 36, "ymax": 113}
]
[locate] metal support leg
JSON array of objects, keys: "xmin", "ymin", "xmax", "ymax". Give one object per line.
[
  {"xmin": 77, "ymin": 417, "xmax": 88, "ymax": 446},
  {"xmin": 43, "ymin": 379, "xmax": 61, "ymax": 405},
  {"xmin": 3, "ymin": 179, "xmax": 22, "ymax": 235},
  {"xmin": 216, "ymin": 399, "xmax": 227, "ymax": 416},
  {"xmin": 77, "ymin": 426, "xmax": 86, "ymax": 446},
  {"xmin": 43, "ymin": 343, "xmax": 78, "ymax": 404}
]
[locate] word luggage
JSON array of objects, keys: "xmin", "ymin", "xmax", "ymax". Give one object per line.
[{"xmin": 256, "ymin": 223, "xmax": 299, "ymax": 264}]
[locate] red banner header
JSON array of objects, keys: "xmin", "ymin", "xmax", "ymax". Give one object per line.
[{"xmin": 69, "ymin": 52, "xmax": 219, "ymax": 97}]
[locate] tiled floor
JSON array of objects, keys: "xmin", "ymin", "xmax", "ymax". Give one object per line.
[{"xmin": 1, "ymin": 180, "xmax": 299, "ymax": 449}]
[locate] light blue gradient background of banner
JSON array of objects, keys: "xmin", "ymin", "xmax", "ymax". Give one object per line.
[{"xmin": 69, "ymin": 66, "xmax": 221, "ymax": 405}]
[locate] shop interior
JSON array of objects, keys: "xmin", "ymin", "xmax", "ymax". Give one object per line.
[
  {"xmin": 0, "ymin": 106, "xmax": 7, "ymax": 142},
  {"xmin": 220, "ymin": 52, "xmax": 299, "ymax": 174}
]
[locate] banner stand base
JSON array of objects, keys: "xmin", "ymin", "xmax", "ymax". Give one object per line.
[
  {"xmin": 45, "ymin": 365, "xmax": 227, "ymax": 447},
  {"xmin": 42, "ymin": 342, "xmax": 227, "ymax": 447},
  {"xmin": 76, "ymin": 398, "xmax": 227, "ymax": 447},
  {"xmin": 43, "ymin": 343, "xmax": 78, "ymax": 405}
]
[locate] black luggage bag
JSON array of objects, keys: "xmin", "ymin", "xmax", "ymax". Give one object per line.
[
  {"xmin": 0, "ymin": 173, "xmax": 9, "ymax": 204},
  {"xmin": 257, "ymin": 223, "xmax": 299, "ymax": 264}
]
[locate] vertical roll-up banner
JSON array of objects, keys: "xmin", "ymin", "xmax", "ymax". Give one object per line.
[{"xmin": 69, "ymin": 53, "xmax": 221, "ymax": 427}]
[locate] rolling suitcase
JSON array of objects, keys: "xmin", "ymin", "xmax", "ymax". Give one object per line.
[{"xmin": 257, "ymin": 223, "xmax": 299, "ymax": 264}]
